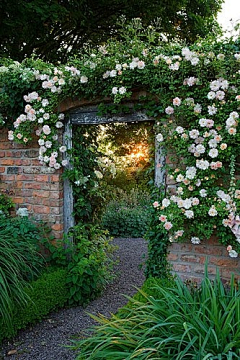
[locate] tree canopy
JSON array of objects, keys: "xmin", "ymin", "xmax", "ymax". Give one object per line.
[{"xmin": 0, "ymin": 0, "xmax": 223, "ymax": 63}]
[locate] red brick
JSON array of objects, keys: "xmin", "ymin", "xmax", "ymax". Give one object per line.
[
  {"xmin": 16, "ymin": 174, "xmax": 33, "ymax": 181},
  {"xmin": 49, "ymin": 191, "xmax": 63, "ymax": 199},
  {"xmin": 205, "ymin": 235, "xmax": 219, "ymax": 245},
  {"xmin": 32, "ymin": 190, "xmax": 50, "ymax": 198},
  {"xmin": 209, "ymin": 256, "xmax": 239, "ymax": 268},
  {"xmin": 34, "ymin": 175, "xmax": 49, "ymax": 182},
  {"xmin": 194, "ymin": 265, "xmax": 217, "ymax": 275},
  {"xmin": 180, "ymin": 254, "xmax": 201, "ymax": 263},
  {"xmin": 1, "ymin": 174, "xmax": 16, "ymax": 181},
  {"xmin": 169, "ymin": 243, "xmax": 193, "ymax": 252},
  {"xmin": 24, "ymin": 183, "xmax": 42, "ymax": 190},
  {"xmin": 31, "ymin": 159, "xmax": 42, "ymax": 166},
  {"xmin": 1, "ymin": 159, "xmax": 15, "ymax": 166},
  {"xmin": 0, "ymin": 167, "xmax": 5, "ymax": 173},
  {"xmin": 0, "ymin": 142, "xmax": 13, "ymax": 150},
  {"xmin": 194, "ymin": 245, "xmax": 222, "ymax": 256},
  {"xmin": 167, "ymin": 253, "xmax": 178, "ymax": 261},
  {"xmin": 221, "ymin": 269, "xmax": 240, "ymax": 281},
  {"xmin": 4, "ymin": 150, "xmax": 22, "ymax": 157},
  {"xmin": 15, "ymin": 181, "xmax": 23, "ymax": 189},
  {"xmin": 53, "ymin": 231, "xmax": 63, "ymax": 239},
  {"xmin": 176, "ymin": 274, "xmax": 202, "ymax": 284},
  {"xmin": 51, "ymin": 223, "xmax": 64, "ymax": 231},
  {"xmin": 12, "ymin": 197, "xmax": 24, "ymax": 204},
  {"xmin": 50, "ymin": 174, "xmax": 61, "ymax": 182},
  {"xmin": 0, "ymin": 151, "xmax": 5, "ymax": 157},
  {"xmin": 172, "ymin": 264, "xmax": 192, "ymax": 273},
  {"xmin": 32, "ymin": 205, "xmax": 50, "ymax": 214}
]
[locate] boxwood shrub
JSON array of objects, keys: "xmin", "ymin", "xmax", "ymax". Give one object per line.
[{"xmin": 0, "ymin": 268, "xmax": 68, "ymax": 343}]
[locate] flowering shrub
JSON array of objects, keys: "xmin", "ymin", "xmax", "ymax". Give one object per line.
[
  {"xmin": 154, "ymin": 50, "xmax": 240, "ymax": 256},
  {"xmin": 0, "ymin": 20, "xmax": 239, "ymax": 256}
]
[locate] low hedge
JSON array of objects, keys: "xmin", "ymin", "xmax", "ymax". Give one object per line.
[{"xmin": 0, "ymin": 268, "xmax": 68, "ymax": 343}]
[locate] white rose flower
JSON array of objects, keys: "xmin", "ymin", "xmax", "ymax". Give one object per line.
[
  {"xmin": 183, "ymin": 199, "xmax": 192, "ymax": 209},
  {"xmin": 195, "ymin": 144, "xmax": 205, "ymax": 154},
  {"xmin": 189, "ymin": 129, "xmax": 199, "ymax": 139},
  {"xmin": 38, "ymin": 139, "xmax": 45, "ymax": 146},
  {"xmin": 228, "ymin": 250, "xmax": 238, "ymax": 258},
  {"xmin": 185, "ymin": 210, "xmax": 194, "ymax": 219},
  {"xmin": 207, "ymin": 91, "xmax": 216, "ymax": 100},
  {"xmin": 162, "ymin": 198, "xmax": 170, "ymax": 208},
  {"xmin": 80, "ymin": 75, "xmax": 88, "ymax": 83},
  {"xmin": 186, "ymin": 166, "xmax": 197, "ymax": 179},
  {"xmin": 119, "ymin": 86, "xmax": 126, "ymax": 95},
  {"xmin": 42, "ymin": 125, "xmax": 51, "ymax": 135},
  {"xmin": 42, "ymin": 99, "xmax": 49, "ymax": 107},
  {"xmin": 209, "ymin": 149, "xmax": 218, "ymax": 158},
  {"xmin": 176, "ymin": 174, "xmax": 184, "ymax": 182},
  {"xmin": 16, "ymin": 208, "xmax": 29, "ymax": 217},
  {"xmin": 110, "ymin": 70, "xmax": 117, "ymax": 77},
  {"xmin": 176, "ymin": 126, "xmax": 184, "ymax": 134},
  {"xmin": 56, "ymin": 121, "xmax": 64, "ymax": 128},
  {"xmin": 59, "ymin": 146, "xmax": 67, "ymax": 153},
  {"xmin": 191, "ymin": 237, "xmax": 200, "ymax": 244},
  {"xmin": 112, "ymin": 87, "xmax": 118, "ymax": 95},
  {"xmin": 62, "ymin": 159, "xmax": 68, "ymax": 166},
  {"xmin": 156, "ymin": 133, "xmax": 164, "ymax": 142},
  {"xmin": 208, "ymin": 206, "xmax": 218, "ymax": 216},
  {"xmin": 199, "ymin": 118, "xmax": 207, "ymax": 127},
  {"xmin": 200, "ymin": 189, "xmax": 207, "ymax": 197},
  {"xmin": 45, "ymin": 141, "xmax": 52, "ymax": 148}
]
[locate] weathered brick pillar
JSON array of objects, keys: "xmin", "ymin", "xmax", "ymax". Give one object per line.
[
  {"xmin": 0, "ymin": 128, "xmax": 64, "ymax": 239},
  {"xmin": 168, "ymin": 235, "xmax": 240, "ymax": 283}
]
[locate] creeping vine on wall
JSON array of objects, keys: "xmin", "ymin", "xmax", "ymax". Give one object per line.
[{"xmin": 0, "ymin": 20, "xmax": 239, "ymax": 266}]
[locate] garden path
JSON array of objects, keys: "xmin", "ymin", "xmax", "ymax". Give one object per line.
[{"xmin": 0, "ymin": 237, "xmax": 147, "ymax": 360}]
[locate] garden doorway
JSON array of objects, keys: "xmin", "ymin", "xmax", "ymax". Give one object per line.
[{"xmin": 63, "ymin": 104, "xmax": 165, "ymax": 233}]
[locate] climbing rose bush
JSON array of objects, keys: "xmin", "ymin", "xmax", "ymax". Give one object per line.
[
  {"xmin": 154, "ymin": 49, "xmax": 240, "ymax": 257},
  {"xmin": 0, "ymin": 20, "xmax": 239, "ymax": 254}
]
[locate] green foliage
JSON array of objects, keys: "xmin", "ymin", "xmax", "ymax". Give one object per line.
[
  {"xmin": 0, "ymin": 21, "xmax": 239, "ymax": 276},
  {"xmin": 72, "ymin": 271, "xmax": 240, "ymax": 359},
  {"xmin": 145, "ymin": 192, "xmax": 170, "ymax": 278},
  {"xmin": 66, "ymin": 224, "xmax": 115, "ymax": 306},
  {"xmin": 41, "ymin": 224, "xmax": 116, "ymax": 306},
  {"xmin": 98, "ymin": 121, "xmax": 154, "ymax": 192},
  {"xmin": 63, "ymin": 125, "xmax": 104, "ymax": 225},
  {"xmin": 0, "ymin": 268, "xmax": 68, "ymax": 342},
  {"xmin": 0, "ymin": 0, "xmax": 223, "ymax": 63},
  {"xmin": 101, "ymin": 188, "xmax": 151, "ymax": 238},
  {"xmin": 0, "ymin": 215, "xmax": 47, "ymax": 277},
  {"xmin": 0, "ymin": 191, "xmax": 15, "ymax": 215},
  {"xmin": 0, "ymin": 215, "xmax": 45, "ymax": 337}
]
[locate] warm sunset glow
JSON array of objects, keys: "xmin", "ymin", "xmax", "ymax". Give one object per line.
[{"xmin": 130, "ymin": 144, "xmax": 149, "ymax": 163}]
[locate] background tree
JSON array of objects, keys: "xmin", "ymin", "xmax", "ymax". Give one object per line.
[{"xmin": 0, "ymin": 0, "xmax": 223, "ymax": 63}]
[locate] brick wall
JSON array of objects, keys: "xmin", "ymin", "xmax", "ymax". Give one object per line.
[
  {"xmin": 168, "ymin": 235, "xmax": 240, "ymax": 283},
  {"xmin": 0, "ymin": 128, "xmax": 64, "ymax": 239}
]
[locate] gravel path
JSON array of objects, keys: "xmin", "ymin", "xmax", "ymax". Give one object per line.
[{"xmin": 0, "ymin": 237, "xmax": 147, "ymax": 360}]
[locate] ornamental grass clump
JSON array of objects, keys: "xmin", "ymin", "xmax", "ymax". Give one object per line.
[
  {"xmin": 0, "ymin": 215, "xmax": 45, "ymax": 335},
  {"xmin": 73, "ymin": 272, "xmax": 240, "ymax": 359}
]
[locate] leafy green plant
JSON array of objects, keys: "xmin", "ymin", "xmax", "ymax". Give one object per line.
[
  {"xmin": 101, "ymin": 188, "xmax": 151, "ymax": 238},
  {"xmin": 0, "ymin": 214, "xmax": 50, "ymax": 336},
  {"xmin": 102, "ymin": 205, "xmax": 150, "ymax": 238},
  {"xmin": 41, "ymin": 223, "xmax": 116, "ymax": 306},
  {"xmin": 0, "ymin": 215, "xmax": 47, "ymax": 278},
  {"xmin": 66, "ymin": 224, "xmax": 116, "ymax": 306},
  {"xmin": 0, "ymin": 191, "xmax": 15, "ymax": 215},
  {"xmin": 0, "ymin": 268, "xmax": 68, "ymax": 342},
  {"xmin": 72, "ymin": 270, "xmax": 240, "ymax": 359},
  {"xmin": 0, "ymin": 229, "xmax": 42, "ymax": 336}
]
